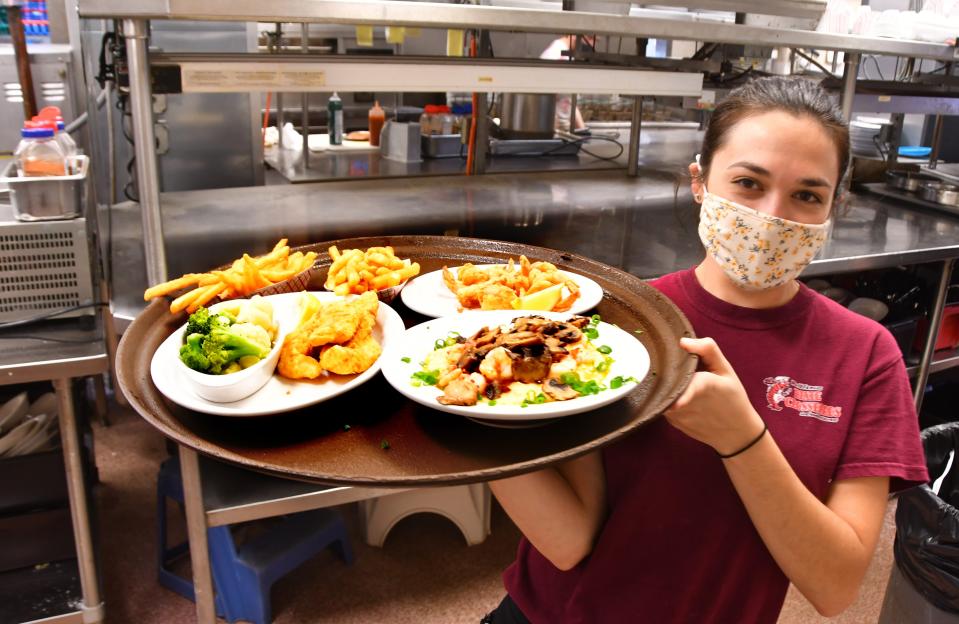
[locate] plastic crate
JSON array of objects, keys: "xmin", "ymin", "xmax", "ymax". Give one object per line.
[{"xmin": 0, "ymin": 155, "xmax": 88, "ymax": 222}]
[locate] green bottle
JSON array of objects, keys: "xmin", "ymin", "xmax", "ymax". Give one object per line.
[{"xmin": 327, "ymin": 92, "xmax": 343, "ymax": 145}]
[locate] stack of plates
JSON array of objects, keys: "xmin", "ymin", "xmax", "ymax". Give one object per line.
[
  {"xmin": 0, "ymin": 392, "xmax": 60, "ymax": 458},
  {"xmin": 850, "ymin": 117, "xmax": 890, "ymax": 159}
]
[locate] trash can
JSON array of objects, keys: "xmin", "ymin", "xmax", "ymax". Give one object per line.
[{"xmin": 879, "ymin": 422, "xmax": 959, "ymax": 623}]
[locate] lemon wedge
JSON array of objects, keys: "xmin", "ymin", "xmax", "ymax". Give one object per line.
[
  {"xmin": 295, "ymin": 291, "xmax": 322, "ymax": 327},
  {"xmin": 511, "ymin": 283, "xmax": 564, "ymax": 311}
]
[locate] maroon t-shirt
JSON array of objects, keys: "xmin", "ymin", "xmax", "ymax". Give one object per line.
[{"xmin": 504, "ymin": 267, "xmax": 929, "ymax": 623}]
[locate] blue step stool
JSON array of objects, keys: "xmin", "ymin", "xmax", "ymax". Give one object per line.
[{"xmin": 156, "ymin": 458, "xmax": 354, "ymax": 624}]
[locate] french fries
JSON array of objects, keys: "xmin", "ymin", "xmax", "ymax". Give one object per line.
[
  {"xmin": 143, "ymin": 239, "xmax": 318, "ymax": 314},
  {"xmin": 324, "ymin": 245, "xmax": 420, "ymax": 297}
]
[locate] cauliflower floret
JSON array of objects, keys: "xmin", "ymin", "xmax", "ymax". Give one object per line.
[
  {"xmin": 230, "ymin": 322, "xmax": 272, "ymax": 353},
  {"xmin": 237, "ymin": 295, "xmax": 278, "ymax": 339}
]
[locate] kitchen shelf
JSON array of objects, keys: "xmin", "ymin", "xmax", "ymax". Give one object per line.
[
  {"xmin": 76, "ymin": 0, "xmax": 959, "ymax": 61},
  {"xmin": 0, "ymin": 559, "xmax": 83, "ymax": 624},
  {"xmin": 908, "ymin": 347, "xmax": 959, "ymax": 378}
]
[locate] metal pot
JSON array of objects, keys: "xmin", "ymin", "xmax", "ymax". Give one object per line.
[
  {"xmin": 886, "ymin": 171, "xmax": 939, "ymax": 193},
  {"xmin": 498, "ymin": 93, "xmax": 556, "ymax": 140},
  {"xmin": 918, "ymin": 181, "xmax": 959, "ymax": 207}
]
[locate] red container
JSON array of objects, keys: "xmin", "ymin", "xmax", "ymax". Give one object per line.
[{"xmin": 914, "ymin": 303, "xmax": 959, "ymax": 352}]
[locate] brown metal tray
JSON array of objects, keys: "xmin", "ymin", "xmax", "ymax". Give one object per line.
[{"xmin": 117, "ymin": 236, "xmax": 696, "ymax": 486}]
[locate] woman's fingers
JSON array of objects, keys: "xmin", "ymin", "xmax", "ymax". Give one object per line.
[{"xmin": 680, "ymin": 337, "xmax": 732, "ymax": 375}]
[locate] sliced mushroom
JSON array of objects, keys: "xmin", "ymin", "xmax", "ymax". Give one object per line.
[
  {"xmin": 511, "ymin": 345, "xmax": 553, "ymax": 383},
  {"xmin": 512, "ymin": 316, "xmax": 549, "ymax": 333},
  {"xmin": 544, "ymin": 336, "xmax": 568, "ymax": 357},
  {"xmin": 456, "ymin": 349, "xmax": 484, "ymax": 373},
  {"xmin": 469, "ymin": 326, "xmax": 502, "ymax": 348},
  {"xmin": 484, "ymin": 383, "xmax": 502, "ymax": 400},
  {"xmin": 542, "ymin": 378, "xmax": 579, "ymax": 401},
  {"xmin": 552, "ymin": 323, "xmax": 583, "ymax": 343},
  {"xmin": 500, "ymin": 331, "xmax": 544, "ymax": 348}
]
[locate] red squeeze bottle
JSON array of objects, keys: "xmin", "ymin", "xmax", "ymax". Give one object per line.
[{"xmin": 368, "ymin": 101, "xmax": 386, "ymax": 147}]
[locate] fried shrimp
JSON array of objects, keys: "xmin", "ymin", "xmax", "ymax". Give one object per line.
[{"xmin": 442, "ymin": 256, "xmax": 579, "ymax": 311}]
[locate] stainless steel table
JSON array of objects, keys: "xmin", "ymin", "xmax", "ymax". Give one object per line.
[{"xmin": 0, "ymin": 318, "xmax": 107, "ymax": 624}]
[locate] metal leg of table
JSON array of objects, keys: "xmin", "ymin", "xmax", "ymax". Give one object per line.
[
  {"xmin": 913, "ymin": 258, "xmax": 955, "ymax": 412},
  {"xmin": 53, "ymin": 378, "xmax": 105, "ymax": 624},
  {"xmin": 627, "ymin": 96, "xmax": 643, "ymax": 177},
  {"xmin": 178, "ymin": 445, "xmax": 217, "ymax": 624}
]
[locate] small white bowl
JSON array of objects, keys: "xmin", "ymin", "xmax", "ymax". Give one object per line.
[{"xmin": 175, "ymin": 323, "xmax": 284, "ymax": 404}]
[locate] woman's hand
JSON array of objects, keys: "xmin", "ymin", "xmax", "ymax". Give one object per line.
[{"xmin": 665, "ymin": 337, "xmax": 765, "ymax": 456}]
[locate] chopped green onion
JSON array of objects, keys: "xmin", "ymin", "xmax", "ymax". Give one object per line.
[
  {"xmin": 380, "ymin": 439, "xmax": 391, "ymax": 450},
  {"xmin": 559, "ymin": 372, "xmax": 606, "ymax": 396},
  {"xmin": 411, "ymin": 370, "xmax": 440, "ymax": 385},
  {"xmin": 590, "ymin": 314, "xmax": 601, "ymax": 325},
  {"xmin": 634, "ymin": 329, "xmax": 644, "ymax": 335},
  {"xmin": 488, "ymin": 400, "xmax": 497, "ymax": 406},
  {"xmin": 343, "ymin": 424, "xmax": 351, "ymax": 431},
  {"xmin": 585, "ymin": 327, "xmax": 599, "ymax": 340},
  {"xmin": 597, "ymin": 345, "xmax": 612, "ymax": 355},
  {"xmin": 434, "ymin": 338, "xmax": 448, "ymax": 350},
  {"xmin": 611, "ymin": 375, "xmax": 640, "ymax": 389},
  {"xmin": 401, "ymin": 356, "xmax": 411, "ymax": 363}
]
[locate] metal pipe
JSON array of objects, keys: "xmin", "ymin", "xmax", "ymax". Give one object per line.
[
  {"xmin": 276, "ymin": 23, "xmax": 284, "ymax": 150},
  {"xmin": 914, "ymin": 258, "xmax": 955, "ymax": 411},
  {"xmin": 122, "ymin": 19, "xmax": 167, "ymax": 285},
  {"xmin": 53, "ymin": 378, "xmax": 105, "ymax": 623},
  {"xmin": 179, "ymin": 446, "xmax": 216, "ymax": 623},
  {"xmin": 7, "ymin": 3, "xmax": 38, "ymax": 119},
  {"xmin": 301, "ymin": 23, "xmax": 310, "ymax": 168},
  {"xmin": 840, "ymin": 52, "xmax": 860, "ymax": 122},
  {"xmin": 473, "ymin": 93, "xmax": 489, "ymax": 174},
  {"xmin": 929, "ymin": 114, "xmax": 944, "ymax": 170},
  {"xmin": 627, "ymin": 95, "xmax": 643, "ymax": 177}
]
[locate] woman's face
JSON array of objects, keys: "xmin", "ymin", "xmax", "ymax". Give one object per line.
[{"xmin": 690, "ymin": 110, "xmax": 839, "ymax": 225}]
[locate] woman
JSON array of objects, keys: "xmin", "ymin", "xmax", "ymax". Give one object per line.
[{"xmin": 483, "ymin": 76, "xmax": 929, "ymax": 623}]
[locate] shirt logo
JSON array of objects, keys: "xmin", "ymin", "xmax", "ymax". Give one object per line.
[{"xmin": 762, "ymin": 376, "xmax": 842, "ymax": 423}]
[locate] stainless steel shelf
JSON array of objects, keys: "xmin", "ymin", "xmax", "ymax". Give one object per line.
[
  {"xmin": 195, "ymin": 454, "xmax": 405, "ymax": 528},
  {"xmin": 907, "ymin": 347, "xmax": 959, "ymax": 377},
  {"xmin": 76, "ymin": 0, "xmax": 959, "ymax": 61}
]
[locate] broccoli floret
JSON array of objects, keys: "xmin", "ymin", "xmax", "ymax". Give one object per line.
[
  {"xmin": 179, "ymin": 332, "xmax": 211, "ymax": 372},
  {"xmin": 185, "ymin": 307, "xmax": 211, "ymax": 336},
  {"xmin": 202, "ymin": 326, "xmax": 271, "ymax": 374}
]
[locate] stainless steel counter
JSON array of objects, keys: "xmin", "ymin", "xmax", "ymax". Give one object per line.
[
  {"xmin": 106, "ymin": 166, "xmax": 959, "ymax": 324},
  {"xmin": 262, "ymin": 134, "xmax": 628, "ymax": 183}
]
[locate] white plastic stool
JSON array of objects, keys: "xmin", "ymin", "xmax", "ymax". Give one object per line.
[{"xmin": 359, "ymin": 484, "xmax": 491, "ymax": 547}]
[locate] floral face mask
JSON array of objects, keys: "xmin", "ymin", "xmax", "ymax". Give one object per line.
[{"xmin": 695, "ymin": 156, "xmax": 830, "ymax": 291}]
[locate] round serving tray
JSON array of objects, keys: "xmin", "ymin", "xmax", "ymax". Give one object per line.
[{"xmin": 117, "ymin": 236, "xmax": 696, "ymax": 486}]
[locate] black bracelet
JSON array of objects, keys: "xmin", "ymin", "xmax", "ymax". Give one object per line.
[{"xmin": 717, "ymin": 423, "xmax": 768, "ymax": 459}]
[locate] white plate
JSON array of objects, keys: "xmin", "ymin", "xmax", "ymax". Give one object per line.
[
  {"xmin": 150, "ymin": 292, "xmax": 407, "ymax": 417},
  {"xmin": 0, "ymin": 392, "xmax": 29, "ymax": 433},
  {"xmin": 400, "ymin": 264, "xmax": 604, "ymax": 318},
  {"xmin": 0, "ymin": 417, "xmax": 40, "ymax": 457},
  {"xmin": 380, "ymin": 311, "xmax": 649, "ymax": 424},
  {"xmin": 28, "ymin": 392, "xmax": 58, "ymax": 419}
]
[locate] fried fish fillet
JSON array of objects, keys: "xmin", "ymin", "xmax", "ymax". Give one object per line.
[
  {"xmin": 278, "ymin": 291, "xmax": 379, "ymax": 379},
  {"xmin": 318, "ymin": 303, "xmax": 382, "ymax": 375}
]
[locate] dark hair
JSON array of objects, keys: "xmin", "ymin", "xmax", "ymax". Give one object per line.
[{"xmin": 698, "ymin": 76, "xmax": 850, "ymax": 201}]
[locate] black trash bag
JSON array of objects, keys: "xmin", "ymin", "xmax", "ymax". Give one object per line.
[{"xmin": 894, "ymin": 422, "xmax": 959, "ymax": 614}]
